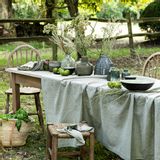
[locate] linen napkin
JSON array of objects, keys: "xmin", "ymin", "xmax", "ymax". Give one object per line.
[
  {"xmin": 56, "ymin": 123, "xmax": 93, "ymax": 147},
  {"xmin": 18, "ymin": 61, "xmax": 44, "ymax": 71}
]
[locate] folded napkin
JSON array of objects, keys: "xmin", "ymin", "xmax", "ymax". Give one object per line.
[
  {"xmin": 56, "ymin": 123, "xmax": 93, "ymax": 147},
  {"xmin": 18, "ymin": 61, "xmax": 44, "ymax": 71}
]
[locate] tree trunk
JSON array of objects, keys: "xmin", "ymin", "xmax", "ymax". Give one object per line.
[
  {"xmin": 0, "ymin": 0, "xmax": 12, "ymax": 36},
  {"xmin": 45, "ymin": 0, "xmax": 55, "ymax": 18},
  {"xmin": 45, "ymin": 0, "xmax": 58, "ymax": 60},
  {"xmin": 0, "ymin": 0, "xmax": 12, "ymax": 19},
  {"xmin": 64, "ymin": 0, "xmax": 79, "ymax": 17}
]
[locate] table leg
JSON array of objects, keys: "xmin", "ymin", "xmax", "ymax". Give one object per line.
[{"xmin": 11, "ymin": 73, "xmax": 20, "ymax": 112}]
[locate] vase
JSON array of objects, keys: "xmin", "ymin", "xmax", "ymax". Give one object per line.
[
  {"xmin": 75, "ymin": 56, "xmax": 93, "ymax": 76},
  {"xmin": 61, "ymin": 54, "xmax": 75, "ymax": 69},
  {"xmin": 121, "ymin": 69, "xmax": 130, "ymax": 79},
  {"xmin": 94, "ymin": 54, "xmax": 113, "ymax": 75}
]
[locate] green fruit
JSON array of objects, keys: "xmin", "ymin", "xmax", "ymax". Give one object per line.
[
  {"xmin": 114, "ymin": 82, "xmax": 121, "ymax": 89},
  {"xmin": 60, "ymin": 69, "xmax": 70, "ymax": 76},
  {"xmin": 58, "ymin": 68, "xmax": 64, "ymax": 74},
  {"xmin": 64, "ymin": 69, "xmax": 70, "ymax": 75},
  {"xmin": 53, "ymin": 68, "xmax": 58, "ymax": 73},
  {"xmin": 107, "ymin": 81, "xmax": 121, "ymax": 89}
]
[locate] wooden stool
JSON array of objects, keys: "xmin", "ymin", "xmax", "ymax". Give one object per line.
[{"xmin": 46, "ymin": 123, "xmax": 94, "ymax": 160}]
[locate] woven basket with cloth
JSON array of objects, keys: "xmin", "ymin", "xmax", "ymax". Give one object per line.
[{"xmin": 0, "ymin": 119, "xmax": 32, "ymax": 147}]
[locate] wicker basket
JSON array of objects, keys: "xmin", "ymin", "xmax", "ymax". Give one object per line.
[{"xmin": 0, "ymin": 118, "xmax": 32, "ymax": 147}]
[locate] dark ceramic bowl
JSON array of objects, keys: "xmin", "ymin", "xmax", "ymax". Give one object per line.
[
  {"xmin": 121, "ymin": 79, "xmax": 154, "ymax": 91},
  {"xmin": 49, "ymin": 61, "xmax": 61, "ymax": 72},
  {"xmin": 124, "ymin": 76, "xmax": 137, "ymax": 80},
  {"xmin": 63, "ymin": 67, "xmax": 75, "ymax": 75}
]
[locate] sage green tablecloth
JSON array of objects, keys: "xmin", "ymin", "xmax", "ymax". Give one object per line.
[{"xmin": 41, "ymin": 75, "xmax": 160, "ymax": 160}]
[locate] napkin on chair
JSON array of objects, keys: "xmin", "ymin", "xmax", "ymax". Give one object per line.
[
  {"xmin": 56, "ymin": 123, "xmax": 93, "ymax": 147},
  {"xmin": 18, "ymin": 61, "xmax": 44, "ymax": 71}
]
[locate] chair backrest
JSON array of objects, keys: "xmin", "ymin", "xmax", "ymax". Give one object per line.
[
  {"xmin": 8, "ymin": 44, "xmax": 41, "ymax": 67},
  {"xmin": 142, "ymin": 52, "xmax": 160, "ymax": 79}
]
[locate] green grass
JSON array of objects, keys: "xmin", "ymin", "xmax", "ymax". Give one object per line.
[{"xmin": 0, "ymin": 41, "xmax": 160, "ymax": 160}]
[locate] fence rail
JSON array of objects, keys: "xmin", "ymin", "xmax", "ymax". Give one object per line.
[{"xmin": 0, "ymin": 16, "xmax": 160, "ymax": 57}]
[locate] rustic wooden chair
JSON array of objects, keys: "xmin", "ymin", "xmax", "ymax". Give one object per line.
[
  {"xmin": 142, "ymin": 52, "xmax": 160, "ymax": 79},
  {"xmin": 46, "ymin": 123, "xmax": 94, "ymax": 160},
  {"xmin": 5, "ymin": 44, "xmax": 44, "ymax": 131}
]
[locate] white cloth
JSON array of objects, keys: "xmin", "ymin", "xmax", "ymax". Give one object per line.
[
  {"xmin": 41, "ymin": 75, "xmax": 160, "ymax": 160},
  {"xmin": 18, "ymin": 61, "xmax": 44, "ymax": 71},
  {"xmin": 56, "ymin": 123, "xmax": 93, "ymax": 147}
]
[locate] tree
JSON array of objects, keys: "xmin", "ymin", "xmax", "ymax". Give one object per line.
[
  {"xmin": 64, "ymin": 0, "xmax": 78, "ymax": 17},
  {"xmin": 0, "ymin": 0, "xmax": 12, "ymax": 19}
]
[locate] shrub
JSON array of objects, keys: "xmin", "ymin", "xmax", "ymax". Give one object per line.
[
  {"xmin": 96, "ymin": 2, "xmax": 123, "ymax": 19},
  {"xmin": 139, "ymin": 1, "xmax": 160, "ymax": 39},
  {"xmin": 12, "ymin": 2, "xmax": 42, "ymax": 18},
  {"xmin": 123, "ymin": 5, "xmax": 140, "ymax": 19},
  {"xmin": 96, "ymin": 2, "xmax": 140, "ymax": 20}
]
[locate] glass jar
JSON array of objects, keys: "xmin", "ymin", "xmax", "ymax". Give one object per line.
[
  {"xmin": 109, "ymin": 67, "xmax": 120, "ymax": 81},
  {"xmin": 75, "ymin": 56, "xmax": 93, "ymax": 76},
  {"xmin": 122, "ymin": 69, "xmax": 130, "ymax": 79},
  {"xmin": 61, "ymin": 54, "xmax": 75, "ymax": 68}
]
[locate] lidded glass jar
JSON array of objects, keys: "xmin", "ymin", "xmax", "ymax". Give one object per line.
[{"xmin": 75, "ymin": 56, "xmax": 93, "ymax": 76}]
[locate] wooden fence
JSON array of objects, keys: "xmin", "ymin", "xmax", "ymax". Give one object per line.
[{"xmin": 0, "ymin": 16, "xmax": 160, "ymax": 58}]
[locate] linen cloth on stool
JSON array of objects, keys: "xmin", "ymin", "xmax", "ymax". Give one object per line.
[{"xmin": 46, "ymin": 123, "xmax": 94, "ymax": 160}]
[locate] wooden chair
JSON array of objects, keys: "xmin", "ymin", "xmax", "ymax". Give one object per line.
[
  {"xmin": 5, "ymin": 44, "xmax": 44, "ymax": 131},
  {"xmin": 142, "ymin": 52, "xmax": 160, "ymax": 79},
  {"xmin": 47, "ymin": 123, "xmax": 94, "ymax": 160}
]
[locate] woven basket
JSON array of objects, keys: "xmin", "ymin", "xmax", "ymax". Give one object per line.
[{"xmin": 0, "ymin": 118, "xmax": 32, "ymax": 147}]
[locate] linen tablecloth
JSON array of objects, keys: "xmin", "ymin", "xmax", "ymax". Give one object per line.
[{"xmin": 41, "ymin": 75, "xmax": 160, "ymax": 160}]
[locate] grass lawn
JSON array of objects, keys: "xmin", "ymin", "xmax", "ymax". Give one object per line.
[{"xmin": 0, "ymin": 40, "xmax": 159, "ymax": 160}]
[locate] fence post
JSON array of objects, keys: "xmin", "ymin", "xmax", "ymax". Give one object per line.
[
  {"xmin": 127, "ymin": 12, "xmax": 136, "ymax": 57},
  {"xmin": 47, "ymin": 0, "xmax": 58, "ymax": 61}
]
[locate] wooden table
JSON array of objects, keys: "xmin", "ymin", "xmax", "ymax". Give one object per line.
[
  {"xmin": 6, "ymin": 68, "xmax": 160, "ymax": 160},
  {"xmin": 6, "ymin": 68, "xmax": 43, "ymax": 112}
]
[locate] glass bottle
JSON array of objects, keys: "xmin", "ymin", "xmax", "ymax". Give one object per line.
[{"xmin": 94, "ymin": 54, "xmax": 113, "ymax": 75}]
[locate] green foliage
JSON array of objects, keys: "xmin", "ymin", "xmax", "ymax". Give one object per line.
[
  {"xmin": 0, "ymin": 108, "xmax": 30, "ymax": 131},
  {"xmin": 96, "ymin": 2, "xmax": 124, "ymax": 19},
  {"xmin": 12, "ymin": 1, "xmax": 42, "ymax": 18},
  {"xmin": 139, "ymin": 1, "xmax": 160, "ymax": 40},
  {"xmin": 96, "ymin": 0, "xmax": 154, "ymax": 20},
  {"xmin": 123, "ymin": 5, "xmax": 140, "ymax": 19},
  {"xmin": 79, "ymin": 0, "xmax": 103, "ymax": 13}
]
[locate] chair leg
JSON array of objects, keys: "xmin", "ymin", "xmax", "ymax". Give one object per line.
[
  {"xmin": 34, "ymin": 93, "xmax": 44, "ymax": 132},
  {"xmin": 80, "ymin": 145, "xmax": 87, "ymax": 160},
  {"xmin": 5, "ymin": 93, "xmax": 10, "ymax": 114},
  {"xmin": 51, "ymin": 135, "xmax": 58, "ymax": 160},
  {"xmin": 47, "ymin": 125, "xmax": 52, "ymax": 160},
  {"xmin": 89, "ymin": 132, "xmax": 94, "ymax": 160}
]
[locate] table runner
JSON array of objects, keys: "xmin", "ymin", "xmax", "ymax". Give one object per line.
[{"xmin": 41, "ymin": 75, "xmax": 160, "ymax": 160}]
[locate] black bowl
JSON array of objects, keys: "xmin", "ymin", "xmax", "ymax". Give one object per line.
[
  {"xmin": 124, "ymin": 75, "xmax": 136, "ymax": 80},
  {"xmin": 63, "ymin": 67, "xmax": 75, "ymax": 75},
  {"xmin": 121, "ymin": 79, "xmax": 154, "ymax": 91},
  {"xmin": 49, "ymin": 61, "xmax": 61, "ymax": 72}
]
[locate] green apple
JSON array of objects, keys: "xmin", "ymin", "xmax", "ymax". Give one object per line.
[
  {"xmin": 60, "ymin": 69, "xmax": 70, "ymax": 76},
  {"xmin": 53, "ymin": 67, "xmax": 58, "ymax": 73}
]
